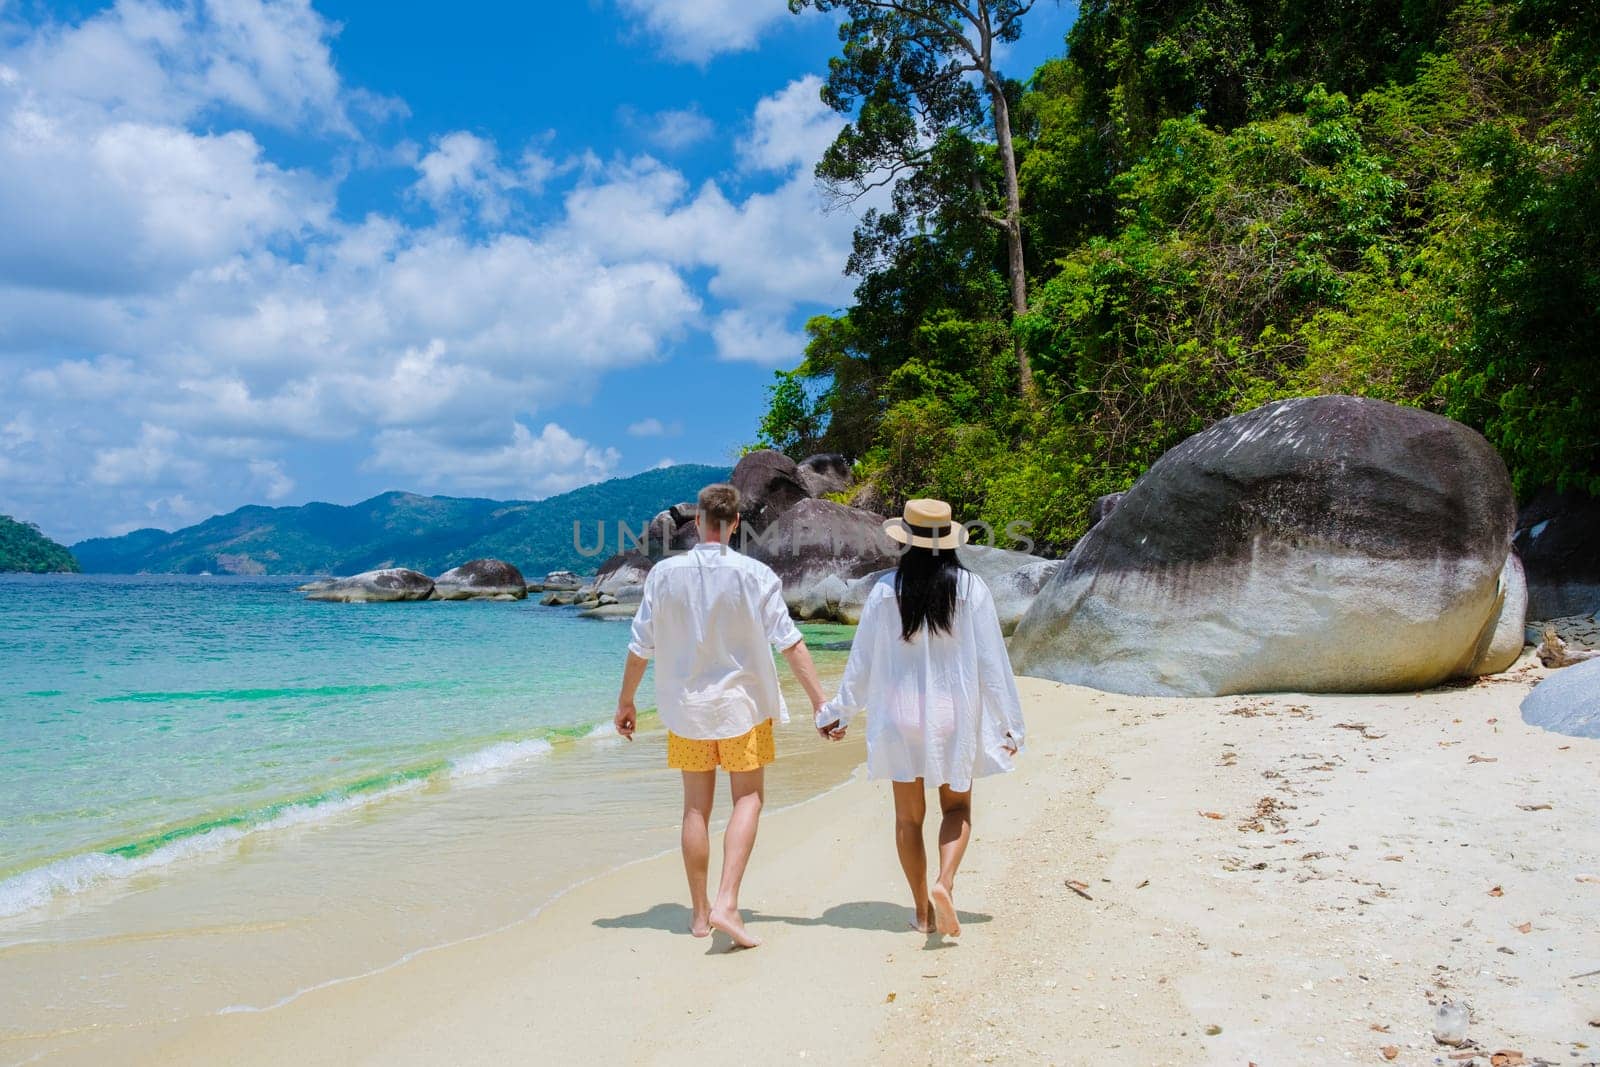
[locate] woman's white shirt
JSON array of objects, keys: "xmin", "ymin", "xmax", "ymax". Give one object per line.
[{"xmin": 818, "ymin": 570, "xmax": 1026, "ymax": 790}]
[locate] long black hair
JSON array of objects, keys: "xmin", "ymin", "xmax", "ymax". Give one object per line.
[{"xmin": 893, "ymin": 544, "xmax": 965, "ymax": 641}]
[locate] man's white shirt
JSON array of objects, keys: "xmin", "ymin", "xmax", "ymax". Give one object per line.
[{"xmin": 627, "ymin": 542, "xmax": 803, "ymax": 741}]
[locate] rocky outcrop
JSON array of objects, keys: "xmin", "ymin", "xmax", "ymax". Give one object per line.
[
  {"xmin": 306, "ymin": 568, "xmax": 435, "ymax": 603},
  {"xmin": 540, "ymin": 566, "xmax": 585, "ymax": 591},
  {"xmin": 831, "ymin": 544, "xmax": 1056, "ymax": 632},
  {"xmin": 635, "ymin": 502, "xmax": 699, "ymax": 558},
  {"xmin": 1010, "ymin": 396, "xmax": 1522, "ymax": 697},
  {"xmin": 730, "ymin": 449, "xmax": 810, "ymax": 533},
  {"xmin": 1533, "ymin": 613, "xmax": 1600, "ymax": 667},
  {"xmin": 432, "ymin": 559, "xmax": 527, "ymax": 600},
  {"xmin": 1466, "ymin": 553, "xmax": 1529, "ymax": 675},
  {"xmin": 742, "ymin": 498, "xmax": 899, "ymax": 616},
  {"xmin": 1088, "ymin": 492, "xmax": 1124, "ymax": 532},
  {"xmin": 797, "ymin": 453, "xmax": 853, "ymax": 499},
  {"xmin": 1521, "ymin": 657, "xmax": 1600, "ymax": 738},
  {"xmin": 593, "ymin": 552, "xmax": 653, "ymax": 602},
  {"xmin": 986, "ymin": 559, "xmax": 1061, "ymax": 636},
  {"xmin": 1514, "ymin": 489, "xmax": 1600, "ymax": 621}
]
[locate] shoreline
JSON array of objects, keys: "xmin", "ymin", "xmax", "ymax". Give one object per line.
[
  {"xmin": 0, "ymin": 638, "xmax": 862, "ymax": 1066},
  {"xmin": 51, "ymin": 667, "xmax": 1597, "ymax": 1067}
]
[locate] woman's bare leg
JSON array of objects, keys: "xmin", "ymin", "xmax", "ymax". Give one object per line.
[
  {"xmin": 891, "ymin": 779, "xmax": 932, "ymax": 932},
  {"xmin": 708, "ymin": 768, "xmax": 764, "ymax": 948},
  {"xmin": 680, "ymin": 770, "xmax": 715, "ymax": 937},
  {"xmin": 929, "ymin": 784, "xmax": 972, "ymax": 936}
]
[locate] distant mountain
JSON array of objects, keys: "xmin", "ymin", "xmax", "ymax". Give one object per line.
[
  {"xmin": 0, "ymin": 515, "xmax": 81, "ymax": 573},
  {"xmin": 72, "ymin": 464, "xmax": 731, "ymax": 577}
]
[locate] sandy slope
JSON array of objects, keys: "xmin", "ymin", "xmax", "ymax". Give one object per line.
[{"xmin": 109, "ymin": 669, "xmax": 1600, "ymax": 1066}]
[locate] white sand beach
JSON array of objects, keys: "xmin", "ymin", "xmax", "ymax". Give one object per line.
[{"xmin": 79, "ymin": 663, "xmax": 1596, "ymax": 1067}]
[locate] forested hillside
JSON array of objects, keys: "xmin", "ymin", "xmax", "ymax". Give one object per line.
[
  {"xmin": 0, "ymin": 515, "xmax": 80, "ymax": 573},
  {"xmin": 73, "ymin": 465, "xmax": 729, "ymax": 576},
  {"xmin": 761, "ymin": 0, "xmax": 1599, "ymax": 544}
]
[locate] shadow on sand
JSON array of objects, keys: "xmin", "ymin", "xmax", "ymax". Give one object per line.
[{"xmin": 593, "ymin": 900, "xmax": 992, "ymax": 951}]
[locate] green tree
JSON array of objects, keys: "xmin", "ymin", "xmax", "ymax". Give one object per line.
[{"xmin": 791, "ymin": 0, "xmax": 1041, "ymax": 393}]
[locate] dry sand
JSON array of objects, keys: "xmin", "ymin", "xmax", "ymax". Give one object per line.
[{"xmin": 99, "ymin": 667, "xmax": 1600, "ymax": 1065}]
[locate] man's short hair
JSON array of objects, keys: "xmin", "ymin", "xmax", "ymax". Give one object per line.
[{"xmin": 697, "ymin": 483, "xmax": 741, "ymax": 529}]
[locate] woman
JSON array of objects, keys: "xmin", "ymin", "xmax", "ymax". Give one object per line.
[{"xmin": 816, "ymin": 498, "xmax": 1025, "ymax": 936}]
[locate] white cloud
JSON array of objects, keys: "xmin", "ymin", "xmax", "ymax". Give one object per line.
[
  {"xmin": 0, "ymin": 8, "xmax": 867, "ymax": 540},
  {"xmin": 249, "ymin": 458, "xmax": 295, "ymax": 500},
  {"xmin": 367, "ymin": 422, "xmax": 620, "ymax": 497},
  {"xmin": 711, "ymin": 309, "xmax": 808, "ymax": 365},
  {"xmin": 409, "ymin": 131, "xmax": 562, "ymax": 222},
  {"xmin": 10, "ymin": 0, "xmax": 362, "ymax": 131},
  {"xmin": 89, "ymin": 423, "xmax": 206, "ymax": 487},
  {"xmin": 620, "ymin": 104, "xmax": 715, "ymax": 151},
  {"xmin": 0, "ymin": 93, "xmax": 330, "ymax": 292},
  {"xmin": 738, "ymin": 75, "xmax": 841, "ymax": 173},
  {"xmin": 627, "ymin": 417, "xmax": 682, "ymax": 437},
  {"xmin": 614, "ymin": 0, "xmax": 797, "ymax": 64},
  {"xmin": 560, "ymin": 155, "xmax": 855, "ymax": 313}
]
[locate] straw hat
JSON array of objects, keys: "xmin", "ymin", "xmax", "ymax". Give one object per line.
[{"xmin": 883, "ymin": 498, "xmax": 968, "ymax": 550}]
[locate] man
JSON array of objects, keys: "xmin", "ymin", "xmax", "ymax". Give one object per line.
[{"xmin": 614, "ymin": 483, "xmax": 827, "ymax": 948}]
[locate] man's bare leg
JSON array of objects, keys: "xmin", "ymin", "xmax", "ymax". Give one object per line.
[
  {"xmin": 891, "ymin": 779, "xmax": 933, "ymax": 932},
  {"xmin": 929, "ymin": 784, "xmax": 972, "ymax": 937},
  {"xmin": 708, "ymin": 768, "xmax": 764, "ymax": 948},
  {"xmin": 681, "ymin": 770, "xmax": 715, "ymax": 937}
]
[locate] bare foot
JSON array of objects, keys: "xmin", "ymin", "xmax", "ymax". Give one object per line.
[
  {"xmin": 709, "ymin": 906, "xmax": 763, "ymax": 949},
  {"xmin": 929, "ymin": 883, "xmax": 960, "ymax": 937},
  {"xmin": 690, "ymin": 908, "xmax": 711, "ymax": 938},
  {"xmin": 909, "ymin": 904, "xmax": 933, "ymax": 934}
]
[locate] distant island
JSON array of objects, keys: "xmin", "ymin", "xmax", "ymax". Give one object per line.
[
  {"xmin": 71, "ymin": 464, "xmax": 730, "ymax": 577},
  {"xmin": 0, "ymin": 515, "xmax": 81, "ymax": 573}
]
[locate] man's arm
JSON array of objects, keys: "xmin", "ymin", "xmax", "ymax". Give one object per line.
[
  {"xmin": 615, "ymin": 650, "xmax": 648, "ymax": 740},
  {"xmin": 780, "ymin": 639, "xmax": 827, "ymax": 719}
]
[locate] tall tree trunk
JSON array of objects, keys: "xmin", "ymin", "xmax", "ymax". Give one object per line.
[{"xmin": 988, "ymin": 81, "xmax": 1035, "ymax": 396}]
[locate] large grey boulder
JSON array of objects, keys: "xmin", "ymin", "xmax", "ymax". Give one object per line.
[
  {"xmin": 832, "ymin": 544, "xmax": 1057, "ymax": 631},
  {"xmin": 1521, "ymin": 657, "xmax": 1600, "ymax": 738},
  {"xmin": 635, "ymin": 502, "xmax": 699, "ymax": 558},
  {"xmin": 540, "ymin": 569, "xmax": 583, "ymax": 591},
  {"xmin": 1010, "ymin": 396, "xmax": 1522, "ymax": 697},
  {"xmin": 797, "ymin": 453, "xmax": 853, "ymax": 499},
  {"xmin": 987, "ymin": 560, "xmax": 1062, "ymax": 636},
  {"xmin": 1088, "ymin": 492, "xmax": 1124, "ymax": 532},
  {"xmin": 1466, "ymin": 553, "xmax": 1529, "ymax": 675},
  {"xmin": 306, "ymin": 568, "xmax": 435, "ymax": 603},
  {"xmin": 730, "ymin": 449, "xmax": 810, "ymax": 533},
  {"xmin": 433, "ymin": 559, "xmax": 527, "ymax": 600},
  {"xmin": 742, "ymin": 498, "xmax": 899, "ymax": 615},
  {"xmin": 1515, "ymin": 489, "xmax": 1600, "ymax": 621},
  {"xmin": 593, "ymin": 552, "xmax": 653, "ymax": 599}
]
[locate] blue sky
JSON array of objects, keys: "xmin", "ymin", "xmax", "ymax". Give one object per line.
[{"xmin": 0, "ymin": 0, "xmax": 1079, "ymax": 542}]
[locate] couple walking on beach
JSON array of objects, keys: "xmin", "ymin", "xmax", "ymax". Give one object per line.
[{"xmin": 614, "ymin": 483, "xmax": 1026, "ymax": 947}]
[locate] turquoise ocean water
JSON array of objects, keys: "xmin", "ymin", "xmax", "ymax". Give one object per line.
[{"xmin": 0, "ymin": 573, "xmax": 650, "ymax": 916}]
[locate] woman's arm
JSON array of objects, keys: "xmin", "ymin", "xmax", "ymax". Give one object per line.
[
  {"xmin": 816, "ymin": 584, "xmax": 883, "ymax": 736},
  {"xmin": 972, "ymin": 578, "xmax": 1025, "ymax": 752}
]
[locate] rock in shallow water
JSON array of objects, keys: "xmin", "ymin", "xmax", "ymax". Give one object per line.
[
  {"xmin": 1010, "ymin": 396, "xmax": 1521, "ymax": 696},
  {"xmin": 306, "ymin": 568, "xmax": 435, "ymax": 603},
  {"xmin": 1521, "ymin": 657, "xmax": 1600, "ymax": 738},
  {"xmin": 433, "ymin": 558, "xmax": 527, "ymax": 600}
]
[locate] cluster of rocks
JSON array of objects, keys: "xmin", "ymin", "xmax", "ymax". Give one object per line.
[
  {"xmin": 538, "ymin": 554, "xmax": 651, "ymax": 619},
  {"xmin": 567, "ymin": 450, "xmax": 1064, "ymax": 629},
  {"xmin": 301, "ymin": 559, "xmax": 530, "ymax": 603}
]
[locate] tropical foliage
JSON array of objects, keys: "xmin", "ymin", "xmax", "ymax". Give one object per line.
[
  {"xmin": 761, "ymin": 0, "xmax": 1600, "ymax": 544},
  {"xmin": 0, "ymin": 515, "xmax": 80, "ymax": 573}
]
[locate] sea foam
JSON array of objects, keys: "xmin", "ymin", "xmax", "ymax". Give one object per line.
[
  {"xmin": 0, "ymin": 780, "xmax": 424, "ymax": 920},
  {"xmin": 448, "ymin": 738, "xmax": 554, "ymax": 777}
]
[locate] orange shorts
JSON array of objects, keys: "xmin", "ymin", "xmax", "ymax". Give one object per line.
[{"xmin": 666, "ymin": 719, "xmax": 775, "ymax": 773}]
